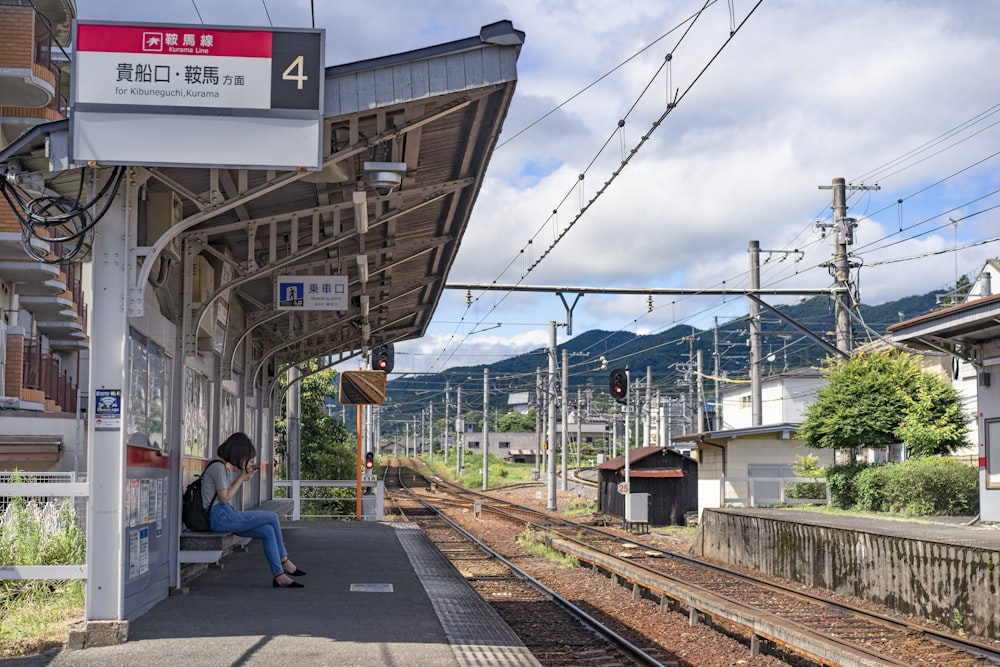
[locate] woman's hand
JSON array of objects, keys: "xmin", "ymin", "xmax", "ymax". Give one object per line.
[{"xmin": 244, "ymin": 463, "xmax": 259, "ymax": 476}]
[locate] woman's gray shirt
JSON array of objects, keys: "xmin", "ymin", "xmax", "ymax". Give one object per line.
[{"xmin": 201, "ymin": 460, "xmax": 232, "ymax": 509}]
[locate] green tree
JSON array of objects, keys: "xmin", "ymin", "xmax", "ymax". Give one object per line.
[
  {"xmin": 496, "ymin": 409, "xmax": 536, "ymax": 432},
  {"xmin": 799, "ymin": 350, "xmax": 969, "ymax": 458},
  {"xmin": 276, "ymin": 367, "xmax": 355, "ymax": 480}
]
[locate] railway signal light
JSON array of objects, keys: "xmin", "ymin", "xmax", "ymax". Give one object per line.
[
  {"xmin": 373, "ymin": 344, "xmax": 394, "ymax": 373},
  {"xmin": 365, "ymin": 451, "xmax": 375, "ymax": 470},
  {"xmin": 609, "ymin": 368, "xmax": 628, "ymax": 404}
]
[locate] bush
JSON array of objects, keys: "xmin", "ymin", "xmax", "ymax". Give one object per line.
[
  {"xmin": 879, "ymin": 457, "xmax": 978, "ymax": 516},
  {"xmin": 825, "ymin": 462, "xmax": 873, "ymax": 509}
]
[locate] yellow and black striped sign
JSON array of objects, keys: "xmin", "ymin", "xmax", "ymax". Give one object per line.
[{"xmin": 339, "ymin": 370, "xmax": 386, "ymax": 405}]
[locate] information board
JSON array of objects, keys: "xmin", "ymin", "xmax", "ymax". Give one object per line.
[{"xmin": 71, "ymin": 21, "xmax": 324, "ymax": 169}]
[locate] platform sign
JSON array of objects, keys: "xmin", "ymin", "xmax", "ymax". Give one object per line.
[
  {"xmin": 339, "ymin": 371, "xmax": 386, "ymax": 406},
  {"xmin": 71, "ymin": 20, "xmax": 324, "ymax": 169},
  {"xmin": 276, "ymin": 275, "xmax": 348, "ymax": 311}
]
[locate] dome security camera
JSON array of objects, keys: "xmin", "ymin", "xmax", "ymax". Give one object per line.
[{"xmin": 363, "ymin": 161, "xmax": 406, "ymax": 196}]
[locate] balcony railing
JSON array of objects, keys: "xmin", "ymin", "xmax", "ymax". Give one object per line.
[{"xmin": 21, "ymin": 334, "xmax": 78, "ymax": 411}]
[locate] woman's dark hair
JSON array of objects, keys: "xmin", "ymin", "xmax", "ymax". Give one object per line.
[{"xmin": 218, "ymin": 432, "xmax": 257, "ymax": 469}]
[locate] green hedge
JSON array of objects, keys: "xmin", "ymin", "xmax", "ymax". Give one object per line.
[{"xmin": 828, "ymin": 457, "xmax": 977, "ymax": 516}]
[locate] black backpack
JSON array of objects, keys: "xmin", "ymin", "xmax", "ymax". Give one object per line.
[{"xmin": 182, "ymin": 460, "xmax": 221, "ymax": 532}]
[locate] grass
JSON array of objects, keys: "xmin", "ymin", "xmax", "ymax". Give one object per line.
[
  {"xmin": 1, "ymin": 580, "xmax": 84, "ymax": 656},
  {"xmin": 516, "ymin": 528, "xmax": 578, "ymax": 568},
  {"xmin": 0, "ymin": 487, "xmax": 87, "ymax": 658}
]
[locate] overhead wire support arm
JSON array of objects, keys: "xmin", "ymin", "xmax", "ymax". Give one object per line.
[
  {"xmin": 556, "ymin": 291, "xmax": 584, "ymax": 335},
  {"xmin": 445, "ymin": 283, "xmax": 834, "ymax": 298}
]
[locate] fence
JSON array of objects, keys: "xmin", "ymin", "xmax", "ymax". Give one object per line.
[
  {"xmin": 0, "ymin": 471, "xmax": 88, "ymax": 580},
  {"xmin": 273, "ymin": 479, "xmax": 384, "ymax": 521},
  {"xmin": 720, "ymin": 476, "xmax": 830, "ymax": 507}
]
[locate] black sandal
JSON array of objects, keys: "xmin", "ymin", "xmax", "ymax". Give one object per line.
[{"xmin": 273, "ymin": 573, "xmax": 304, "ymax": 588}]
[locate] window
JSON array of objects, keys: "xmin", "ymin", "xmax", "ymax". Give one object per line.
[
  {"xmin": 126, "ymin": 329, "xmax": 171, "ymax": 452},
  {"xmin": 183, "ymin": 367, "xmax": 211, "ymax": 458},
  {"xmin": 739, "ymin": 396, "xmax": 751, "ymax": 408},
  {"xmin": 987, "ymin": 419, "xmax": 1000, "ymax": 490},
  {"xmin": 498, "ymin": 441, "xmax": 510, "ymax": 449}
]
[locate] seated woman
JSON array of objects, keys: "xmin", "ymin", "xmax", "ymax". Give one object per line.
[{"xmin": 201, "ymin": 432, "xmax": 306, "ymax": 588}]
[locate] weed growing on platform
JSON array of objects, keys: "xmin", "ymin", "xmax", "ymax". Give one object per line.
[{"xmin": 0, "ymin": 485, "xmax": 86, "ymax": 657}]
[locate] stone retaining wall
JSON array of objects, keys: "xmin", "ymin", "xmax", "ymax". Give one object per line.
[{"xmin": 691, "ymin": 509, "xmax": 1000, "ymax": 639}]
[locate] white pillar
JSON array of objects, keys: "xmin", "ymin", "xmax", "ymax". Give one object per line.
[{"xmin": 85, "ymin": 168, "xmax": 134, "ymax": 634}]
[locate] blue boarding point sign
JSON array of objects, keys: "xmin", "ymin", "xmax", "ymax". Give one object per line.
[
  {"xmin": 276, "ymin": 275, "xmax": 348, "ymax": 311},
  {"xmin": 278, "ymin": 281, "xmax": 305, "ymax": 308}
]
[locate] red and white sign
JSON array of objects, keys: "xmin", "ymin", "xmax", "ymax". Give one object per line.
[
  {"xmin": 76, "ymin": 24, "xmax": 273, "ymax": 109},
  {"xmin": 71, "ymin": 21, "xmax": 324, "ymax": 170},
  {"xmin": 617, "ymin": 482, "xmax": 629, "ymax": 494}
]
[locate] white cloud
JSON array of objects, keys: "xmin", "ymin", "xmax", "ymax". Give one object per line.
[{"xmin": 77, "ymin": 0, "xmax": 1000, "ymax": 368}]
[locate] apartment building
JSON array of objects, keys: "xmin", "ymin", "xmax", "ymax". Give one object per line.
[{"xmin": 0, "ymin": 0, "xmax": 83, "ymax": 470}]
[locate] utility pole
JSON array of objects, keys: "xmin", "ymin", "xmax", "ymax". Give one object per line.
[
  {"xmin": 455, "ymin": 386, "xmax": 462, "ymax": 477},
  {"xmin": 576, "ymin": 388, "xmax": 582, "ymax": 468},
  {"xmin": 749, "ymin": 240, "xmax": 762, "ymax": 427},
  {"xmin": 547, "ymin": 321, "xmax": 558, "ymax": 511},
  {"xmin": 696, "ymin": 349, "xmax": 705, "ymax": 432},
  {"xmin": 535, "ymin": 368, "xmax": 543, "ymax": 477},
  {"xmin": 482, "ymin": 368, "xmax": 489, "ymax": 490},
  {"xmin": 713, "ymin": 316, "xmax": 722, "ymax": 430},
  {"xmin": 644, "ymin": 366, "xmax": 652, "ymax": 446},
  {"xmin": 561, "ymin": 348, "xmax": 569, "ymax": 491},
  {"xmin": 819, "ymin": 177, "xmax": 879, "ymax": 353},
  {"xmin": 428, "ymin": 403, "xmax": 433, "ymax": 461},
  {"xmin": 444, "ymin": 382, "xmax": 450, "ymax": 464}
]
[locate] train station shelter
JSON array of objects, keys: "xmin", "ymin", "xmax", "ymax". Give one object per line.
[
  {"xmin": 888, "ymin": 293, "xmax": 1000, "ymax": 522},
  {"xmin": 0, "ymin": 18, "xmax": 524, "ymax": 639}
]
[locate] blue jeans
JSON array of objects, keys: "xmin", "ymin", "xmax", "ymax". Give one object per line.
[{"xmin": 210, "ymin": 503, "xmax": 287, "ymax": 576}]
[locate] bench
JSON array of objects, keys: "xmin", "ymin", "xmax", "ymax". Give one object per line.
[{"xmin": 179, "ymin": 498, "xmax": 296, "ymax": 564}]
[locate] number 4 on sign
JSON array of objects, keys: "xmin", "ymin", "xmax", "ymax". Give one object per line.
[{"xmin": 282, "ymin": 55, "xmax": 308, "ymax": 90}]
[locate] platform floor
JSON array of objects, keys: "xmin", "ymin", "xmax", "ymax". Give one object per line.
[{"xmin": 5, "ymin": 522, "xmax": 540, "ymax": 667}]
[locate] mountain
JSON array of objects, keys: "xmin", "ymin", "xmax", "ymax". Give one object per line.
[{"xmin": 381, "ymin": 290, "xmax": 941, "ymax": 423}]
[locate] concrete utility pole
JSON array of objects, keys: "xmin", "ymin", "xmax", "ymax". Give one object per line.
[
  {"xmin": 444, "ymin": 382, "xmax": 450, "ymax": 463},
  {"xmin": 831, "ymin": 177, "xmax": 852, "ymax": 353},
  {"xmin": 819, "ymin": 177, "xmax": 880, "ymax": 354},
  {"xmin": 576, "ymin": 388, "xmax": 583, "ymax": 468},
  {"xmin": 482, "ymin": 368, "xmax": 489, "ymax": 490},
  {"xmin": 644, "ymin": 366, "xmax": 652, "ymax": 446},
  {"xmin": 749, "ymin": 240, "xmax": 763, "ymax": 427},
  {"xmin": 455, "ymin": 386, "xmax": 462, "ymax": 477},
  {"xmin": 535, "ymin": 368, "xmax": 543, "ymax": 477},
  {"xmin": 428, "ymin": 403, "xmax": 433, "ymax": 461},
  {"xmin": 561, "ymin": 348, "xmax": 569, "ymax": 491},
  {"xmin": 547, "ymin": 321, "xmax": 558, "ymax": 510},
  {"xmin": 713, "ymin": 317, "xmax": 722, "ymax": 431},
  {"xmin": 696, "ymin": 349, "xmax": 705, "ymax": 433}
]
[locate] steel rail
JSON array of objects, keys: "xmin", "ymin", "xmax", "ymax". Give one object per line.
[
  {"xmin": 389, "ymin": 462, "xmax": 671, "ymax": 667},
  {"xmin": 412, "ymin": 462, "xmax": 1000, "ymax": 666}
]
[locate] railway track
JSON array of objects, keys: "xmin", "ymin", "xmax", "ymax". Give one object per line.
[
  {"xmin": 391, "ymin": 459, "xmax": 1000, "ymax": 667},
  {"xmin": 386, "ymin": 461, "xmax": 680, "ymax": 666}
]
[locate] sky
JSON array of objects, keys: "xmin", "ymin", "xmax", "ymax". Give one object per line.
[{"xmin": 78, "ymin": 0, "xmax": 1000, "ymax": 375}]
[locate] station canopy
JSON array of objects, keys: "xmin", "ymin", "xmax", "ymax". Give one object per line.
[{"xmin": 0, "ymin": 21, "xmax": 524, "ymax": 374}]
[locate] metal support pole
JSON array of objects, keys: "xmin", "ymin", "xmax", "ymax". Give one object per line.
[
  {"xmin": 547, "ymin": 321, "xmax": 558, "ymax": 510},
  {"xmin": 561, "ymin": 348, "xmax": 568, "ymax": 491}
]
